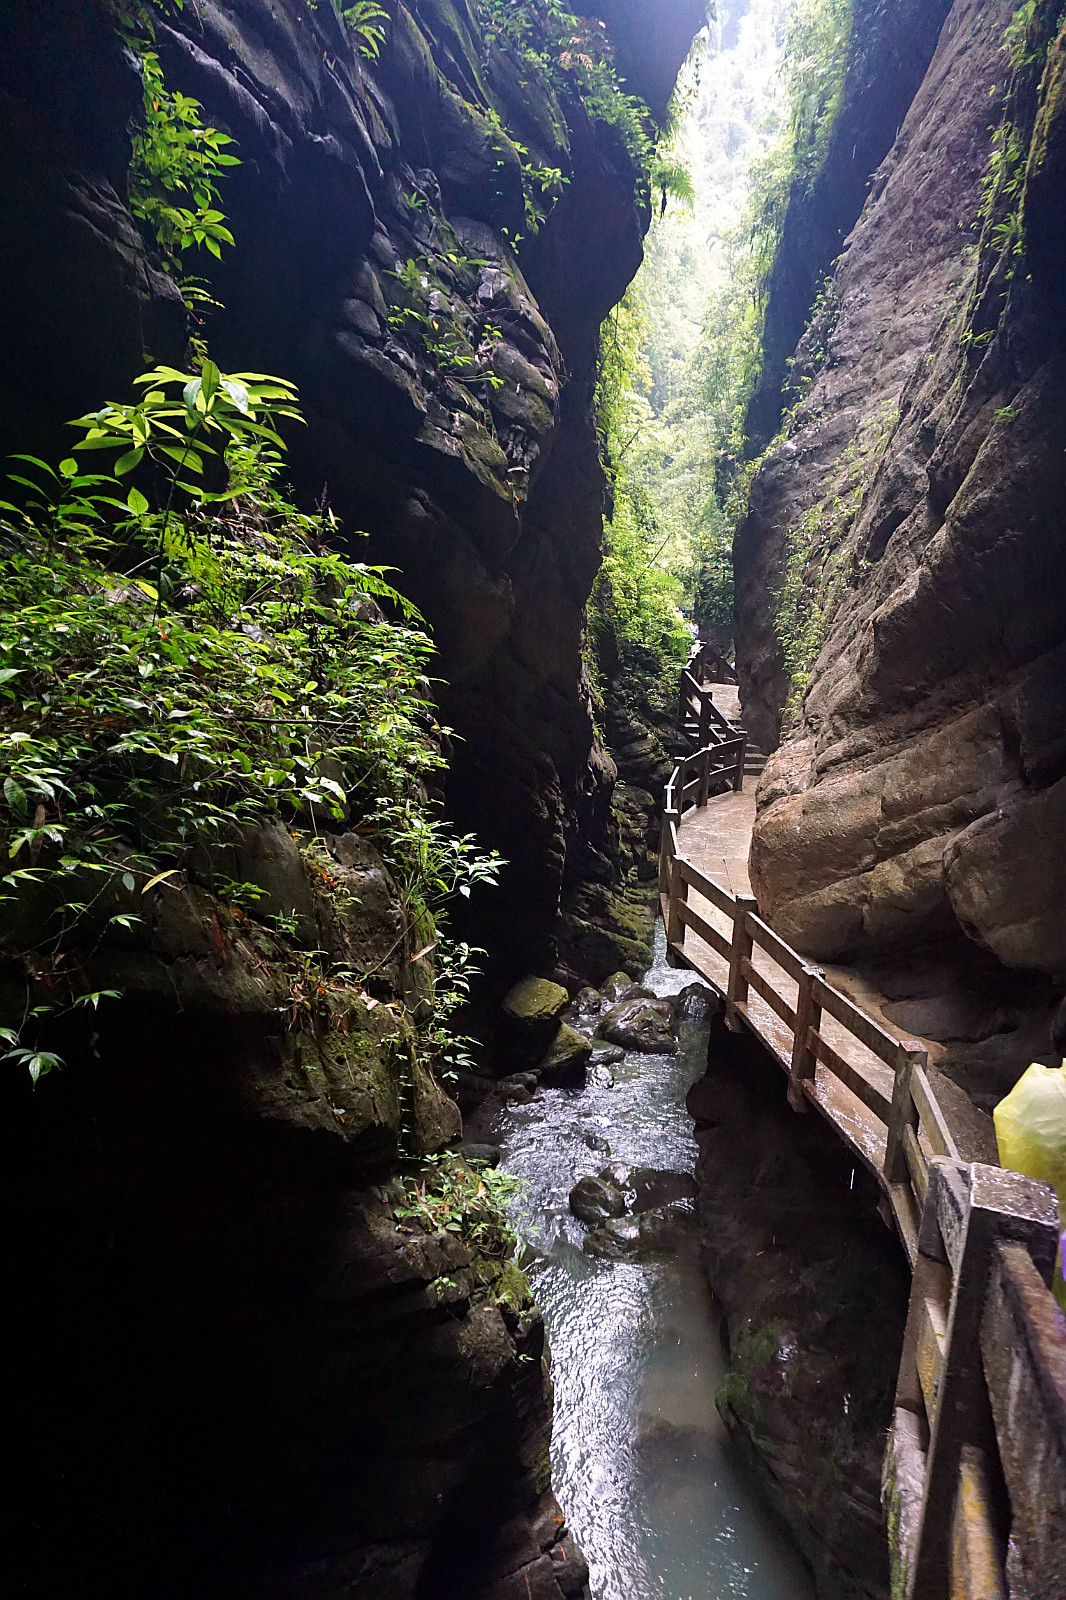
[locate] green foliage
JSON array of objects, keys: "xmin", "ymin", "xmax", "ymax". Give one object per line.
[
  {"xmin": 387, "ymin": 255, "xmax": 505, "ymax": 390},
  {"xmin": 394, "ymin": 1154, "xmax": 528, "ymax": 1259},
  {"xmin": 589, "ymin": 291, "xmax": 692, "ymax": 701},
  {"xmin": 476, "ymin": 0, "xmax": 657, "ymax": 186},
  {"xmin": 1003, "ymin": 1, "xmax": 1042, "ymax": 69},
  {"xmin": 337, "ymin": 0, "xmax": 390, "ymax": 59},
  {"xmin": 129, "ymin": 50, "xmax": 238, "ymax": 271},
  {"xmin": 0, "ymin": 363, "xmax": 501, "ymax": 1081}
]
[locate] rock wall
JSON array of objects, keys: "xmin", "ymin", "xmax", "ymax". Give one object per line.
[
  {"xmin": 735, "ymin": 0, "xmax": 1066, "ymax": 1105},
  {"xmin": 743, "ymin": 0, "xmax": 953, "ymax": 456},
  {"xmin": 0, "ymin": 1, "xmax": 702, "ymax": 1593},
  {"xmin": 689, "ymin": 1017, "xmax": 909, "ymax": 1600},
  {"xmin": 0, "ymin": 0, "xmax": 695, "ymax": 987}
]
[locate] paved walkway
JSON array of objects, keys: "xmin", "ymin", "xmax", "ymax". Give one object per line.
[{"xmin": 676, "ymin": 691, "xmax": 996, "ymax": 1168}]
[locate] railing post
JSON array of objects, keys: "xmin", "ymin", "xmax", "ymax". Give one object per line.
[
  {"xmin": 658, "ymin": 805, "xmax": 677, "ymax": 902},
  {"xmin": 665, "ymin": 850, "xmax": 688, "ymax": 957},
  {"xmin": 733, "ymin": 731, "xmax": 747, "ymax": 792},
  {"xmin": 787, "ymin": 964, "xmax": 822, "ymax": 1111},
  {"xmin": 725, "ymin": 894, "xmax": 758, "ymax": 1027},
  {"xmin": 697, "ymin": 747, "xmax": 712, "ymax": 808},
  {"xmin": 890, "ymin": 1162, "xmax": 1060, "ymax": 1600},
  {"xmin": 884, "ymin": 1041, "xmax": 925, "ymax": 1187},
  {"xmin": 698, "ymin": 686, "xmax": 712, "ymax": 748}
]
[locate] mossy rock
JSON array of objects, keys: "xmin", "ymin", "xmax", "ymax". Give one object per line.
[
  {"xmin": 536, "ymin": 1021, "xmax": 591, "ymax": 1086},
  {"xmin": 502, "ymin": 975, "xmax": 569, "ymax": 1025}
]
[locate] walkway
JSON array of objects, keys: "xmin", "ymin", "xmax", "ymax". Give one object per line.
[
  {"xmin": 676, "ymin": 716, "xmax": 994, "ymax": 1171},
  {"xmin": 661, "ymin": 674, "xmax": 1066, "ymax": 1599}
]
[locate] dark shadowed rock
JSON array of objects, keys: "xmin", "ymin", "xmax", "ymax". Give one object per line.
[
  {"xmin": 628, "ymin": 1168, "xmax": 698, "ymax": 1213},
  {"xmin": 582, "ymin": 1216, "xmax": 643, "ymax": 1259},
  {"xmin": 569, "ymin": 1174, "xmax": 626, "ymax": 1226},
  {"xmin": 535, "ymin": 1023, "xmax": 592, "ymax": 1086},
  {"xmin": 597, "ymin": 995, "xmax": 676, "ymax": 1054},
  {"xmin": 672, "ymin": 983, "xmax": 720, "ymax": 1026}
]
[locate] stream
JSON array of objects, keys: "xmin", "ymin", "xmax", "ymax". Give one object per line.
[{"xmin": 485, "ymin": 925, "xmax": 815, "ymax": 1600}]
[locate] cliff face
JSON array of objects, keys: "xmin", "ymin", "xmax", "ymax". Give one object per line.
[
  {"xmin": 0, "ymin": 0, "xmax": 695, "ymax": 986},
  {"xmin": 735, "ymin": 0, "xmax": 1066, "ymax": 1105},
  {"xmin": 0, "ymin": 1, "xmax": 700, "ymax": 1594},
  {"xmin": 743, "ymin": 0, "xmax": 953, "ymax": 456}
]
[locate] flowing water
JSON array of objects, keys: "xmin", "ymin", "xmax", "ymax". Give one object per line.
[{"xmin": 486, "ymin": 926, "xmax": 815, "ymax": 1600}]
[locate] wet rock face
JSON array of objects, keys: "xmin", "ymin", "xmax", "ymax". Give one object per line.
[
  {"xmin": 597, "ymin": 994, "xmax": 677, "ymax": 1054},
  {"xmin": 1, "ymin": 845, "xmax": 584, "ymax": 1600},
  {"xmin": 689, "ymin": 1017, "xmax": 910, "ymax": 1600},
  {"xmin": 737, "ymin": 0, "xmax": 1066, "ymax": 1100},
  {"xmin": 0, "ymin": 0, "xmax": 665, "ymax": 987}
]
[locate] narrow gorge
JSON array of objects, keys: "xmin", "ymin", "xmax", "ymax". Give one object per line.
[{"xmin": 1, "ymin": 2, "xmax": 1064, "ymax": 1599}]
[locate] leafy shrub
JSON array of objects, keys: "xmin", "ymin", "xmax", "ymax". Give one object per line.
[{"xmin": 0, "ymin": 363, "xmax": 500, "ymax": 1080}]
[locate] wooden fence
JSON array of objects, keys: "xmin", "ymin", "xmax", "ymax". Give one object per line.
[
  {"xmin": 660, "ymin": 739, "xmax": 1066, "ymax": 1597},
  {"xmin": 678, "ymin": 666, "xmax": 747, "ymax": 777},
  {"xmin": 887, "ymin": 1159, "xmax": 1066, "ymax": 1599}
]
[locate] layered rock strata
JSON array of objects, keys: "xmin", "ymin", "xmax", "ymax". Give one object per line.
[
  {"xmin": 689, "ymin": 1017, "xmax": 910, "ymax": 1600},
  {"xmin": 0, "ymin": 0, "xmax": 704, "ymax": 1593},
  {"xmin": 735, "ymin": 0, "xmax": 1066, "ymax": 1101}
]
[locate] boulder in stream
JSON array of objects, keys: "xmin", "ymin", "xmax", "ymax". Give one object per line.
[
  {"xmin": 674, "ymin": 982, "xmax": 720, "ymax": 1025},
  {"xmin": 569, "ymin": 1174, "xmax": 626, "ymax": 1226},
  {"xmin": 565, "ymin": 986, "xmax": 605, "ymax": 1029},
  {"xmin": 601, "ymin": 971, "xmax": 651, "ymax": 1004},
  {"xmin": 597, "ymin": 995, "xmax": 676, "ymax": 1054},
  {"xmin": 590, "ymin": 1043, "xmax": 625, "ymax": 1068},
  {"xmin": 582, "ymin": 1216, "xmax": 643, "ymax": 1259},
  {"xmin": 502, "ymin": 976, "xmax": 569, "ymax": 1029},
  {"xmin": 536, "ymin": 1022, "xmax": 592, "ymax": 1086},
  {"xmin": 629, "ymin": 1167, "xmax": 699, "ymax": 1212}
]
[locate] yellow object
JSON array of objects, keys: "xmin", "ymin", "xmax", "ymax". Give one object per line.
[{"xmin": 994, "ymin": 1062, "xmax": 1066, "ymax": 1309}]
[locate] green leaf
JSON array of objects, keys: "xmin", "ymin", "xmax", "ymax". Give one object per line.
[
  {"xmin": 122, "ymin": 872, "xmax": 136, "ymax": 893},
  {"xmin": 114, "ymin": 447, "xmax": 145, "ymax": 476},
  {"xmin": 127, "ymin": 486, "xmax": 150, "ymax": 517},
  {"xmin": 59, "ymin": 458, "xmax": 80, "ymax": 478},
  {"xmin": 3, "ymin": 776, "xmax": 28, "ymax": 817}
]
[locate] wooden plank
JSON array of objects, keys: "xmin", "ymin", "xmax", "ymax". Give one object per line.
[
  {"xmin": 812, "ymin": 975, "xmax": 901, "ymax": 1066},
  {"xmin": 981, "ymin": 1242, "xmax": 1066, "ymax": 1598},
  {"xmin": 951, "ymin": 1447, "xmax": 1007, "ymax": 1600},
  {"xmin": 677, "ymin": 899, "xmax": 732, "ymax": 961},
  {"xmin": 911, "ymin": 1066, "xmax": 960, "ymax": 1160},
  {"xmin": 747, "ymin": 914, "xmax": 806, "ymax": 982},
  {"xmin": 743, "ymin": 959, "xmax": 797, "ymax": 1029},
  {"xmin": 903, "ymin": 1123, "xmax": 929, "ymax": 1205},
  {"xmin": 812, "ymin": 1032, "xmax": 893, "ymax": 1122},
  {"xmin": 887, "ymin": 1182, "xmax": 921, "ymax": 1266},
  {"xmin": 675, "ymin": 855, "xmax": 738, "ymax": 917},
  {"xmin": 916, "ymin": 1288, "xmax": 948, "ymax": 1427}
]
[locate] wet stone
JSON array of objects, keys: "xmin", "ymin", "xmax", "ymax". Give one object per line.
[
  {"xmin": 629, "ymin": 1167, "xmax": 699, "ymax": 1213},
  {"xmin": 537, "ymin": 1022, "xmax": 591, "ymax": 1086},
  {"xmin": 601, "ymin": 971, "xmax": 648, "ymax": 1004},
  {"xmin": 674, "ymin": 982, "xmax": 720, "ymax": 1025},
  {"xmin": 582, "ymin": 1216, "xmax": 643, "ymax": 1259},
  {"xmin": 502, "ymin": 976, "xmax": 570, "ymax": 1026},
  {"xmin": 569, "ymin": 1174, "xmax": 626, "ymax": 1226},
  {"xmin": 459, "ymin": 1142, "xmax": 501, "ymax": 1167},
  {"xmin": 637, "ymin": 1204, "xmax": 697, "ymax": 1251},
  {"xmin": 590, "ymin": 1044, "xmax": 624, "ymax": 1068},
  {"xmin": 583, "ymin": 1132, "xmax": 611, "ymax": 1155},
  {"xmin": 597, "ymin": 995, "xmax": 676, "ymax": 1054}
]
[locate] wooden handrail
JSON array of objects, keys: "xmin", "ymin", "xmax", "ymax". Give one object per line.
[{"xmin": 659, "ymin": 718, "xmax": 1066, "ymax": 1597}]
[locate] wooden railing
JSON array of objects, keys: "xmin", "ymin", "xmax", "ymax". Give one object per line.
[
  {"xmin": 678, "ymin": 668, "xmax": 747, "ymax": 778},
  {"xmin": 660, "ymin": 762, "xmax": 947, "ymax": 1261},
  {"xmin": 887, "ymin": 1159, "xmax": 1066, "ymax": 1599},
  {"xmin": 685, "ymin": 637, "xmax": 738, "ymax": 686},
  {"xmin": 661, "ymin": 746, "xmax": 1066, "ymax": 1598}
]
